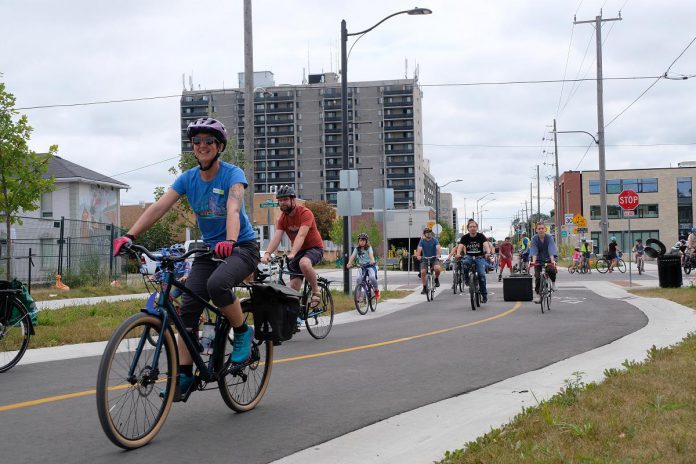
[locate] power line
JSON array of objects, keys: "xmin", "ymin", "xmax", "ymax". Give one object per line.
[
  {"xmin": 15, "ymin": 75, "xmax": 665, "ymax": 110},
  {"xmin": 605, "ymin": 34, "xmax": 696, "ymax": 128}
]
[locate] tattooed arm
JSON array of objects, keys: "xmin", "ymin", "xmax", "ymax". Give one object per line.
[{"xmin": 225, "ymin": 183, "xmax": 245, "ymax": 241}]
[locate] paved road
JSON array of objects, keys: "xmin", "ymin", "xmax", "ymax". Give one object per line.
[{"xmin": 1, "ymin": 270, "xmax": 648, "ymax": 464}]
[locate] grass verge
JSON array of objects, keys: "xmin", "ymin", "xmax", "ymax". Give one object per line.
[
  {"xmin": 439, "ymin": 290, "xmax": 696, "ymax": 463},
  {"xmin": 30, "ymin": 281, "xmax": 149, "ymax": 302},
  {"xmin": 18, "ymin": 289, "xmax": 412, "ymax": 349}
]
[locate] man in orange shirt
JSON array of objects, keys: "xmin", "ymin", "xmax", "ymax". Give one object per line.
[{"xmin": 261, "ymin": 185, "xmax": 324, "ymax": 307}]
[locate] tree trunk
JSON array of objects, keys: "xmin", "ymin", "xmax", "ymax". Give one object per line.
[{"xmin": 5, "ymin": 216, "xmax": 11, "ymax": 280}]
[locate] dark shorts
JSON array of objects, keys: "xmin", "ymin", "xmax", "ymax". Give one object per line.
[
  {"xmin": 420, "ymin": 258, "xmax": 441, "ymax": 270},
  {"xmin": 179, "ymin": 241, "xmax": 259, "ymax": 329},
  {"xmin": 287, "ymin": 247, "xmax": 323, "ymax": 278}
]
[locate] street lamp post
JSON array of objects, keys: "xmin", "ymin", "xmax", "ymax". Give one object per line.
[
  {"xmin": 553, "ymin": 129, "xmax": 606, "ymax": 249},
  {"xmin": 479, "ymin": 198, "xmax": 496, "ymax": 230},
  {"xmin": 435, "ymin": 179, "xmax": 462, "ymax": 239},
  {"xmin": 475, "ymin": 193, "xmax": 494, "ymax": 224},
  {"xmin": 340, "ymin": 7, "xmax": 432, "ymax": 293}
]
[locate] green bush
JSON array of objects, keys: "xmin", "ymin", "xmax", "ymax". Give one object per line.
[{"xmin": 62, "ymin": 255, "xmax": 109, "ymax": 288}]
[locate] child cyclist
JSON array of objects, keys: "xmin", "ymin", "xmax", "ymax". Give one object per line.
[
  {"xmin": 347, "ymin": 233, "xmax": 379, "ymax": 301},
  {"xmin": 572, "ymin": 247, "xmax": 582, "ymax": 271}
]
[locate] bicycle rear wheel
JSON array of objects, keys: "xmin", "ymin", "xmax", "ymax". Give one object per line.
[
  {"xmin": 305, "ymin": 285, "xmax": 334, "ymax": 339},
  {"xmin": 595, "ymin": 258, "xmax": 609, "ymax": 274},
  {"xmin": 0, "ymin": 295, "xmax": 31, "ymax": 373},
  {"xmin": 217, "ymin": 321, "xmax": 273, "ymax": 412},
  {"xmin": 353, "ymin": 283, "xmax": 369, "ymax": 315},
  {"xmin": 96, "ymin": 313, "xmax": 177, "ymax": 449}
]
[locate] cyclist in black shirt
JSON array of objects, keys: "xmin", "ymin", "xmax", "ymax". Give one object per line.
[{"xmin": 456, "ymin": 219, "xmax": 492, "ymax": 303}]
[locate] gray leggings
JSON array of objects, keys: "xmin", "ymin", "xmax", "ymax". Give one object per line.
[{"xmin": 179, "ymin": 241, "xmax": 259, "ymax": 328}]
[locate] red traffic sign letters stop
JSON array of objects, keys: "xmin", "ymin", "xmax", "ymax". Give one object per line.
[{"xmin": 618, "ymin": 189, "xmax": 640, "ymax": 211}]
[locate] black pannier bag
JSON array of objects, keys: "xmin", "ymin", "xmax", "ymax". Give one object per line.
[{"xmin": 250, "ymin": 283, "xmax": 302, "ymax": 344}]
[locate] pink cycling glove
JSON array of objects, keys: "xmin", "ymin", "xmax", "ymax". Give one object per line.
[{"xmin": 214, "ymin": 240, "xmax": 236, "ymax": 259}]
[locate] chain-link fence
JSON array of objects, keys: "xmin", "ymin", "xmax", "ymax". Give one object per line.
[{"xmin": 0, "ymin": 216, "xmax": 128, "ymax": 287}]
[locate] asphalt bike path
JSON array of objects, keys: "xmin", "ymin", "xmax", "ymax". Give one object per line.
[{"xmin": 0, "ymin": 271, "xmax": 648, "ymax": 464}]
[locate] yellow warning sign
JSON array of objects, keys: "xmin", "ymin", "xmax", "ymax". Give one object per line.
[{"xmin": 572, "ymin": 214, "xmax": 587, "ymax": 228}]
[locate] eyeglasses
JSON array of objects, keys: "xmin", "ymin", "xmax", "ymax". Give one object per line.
[{"xmin": 192, "ymin": 136, "xmax": 217, "ymax": 146}]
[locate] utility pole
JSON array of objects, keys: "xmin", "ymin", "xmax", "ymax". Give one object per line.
[
  {"xmin": 553, "ymin": 118, "xmax": 560, "ymax": 244},
  {"xmin": 575, "ymin": 12, "xmax": 621, "ymax": 252},
  {"xmin": 529, "ymin": 183, "xmax": 533, "ymax": 233},
  {"xmin": 537, "ymin": 164, "xmax": 541, "ymax": 227},
  {"xmin": 243, "ymin": 0, "xmax": 255, "ymax": 223},
  {"xmin": 524, "ymin": 200, "xmax": 529, "ymax": 236}
]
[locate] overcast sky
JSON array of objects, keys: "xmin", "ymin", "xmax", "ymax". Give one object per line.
[{"xmin": 2, "ymin": 0, "xmax": 695, "ymax": 239}]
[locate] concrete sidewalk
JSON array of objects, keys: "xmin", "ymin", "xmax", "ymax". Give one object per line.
[{"xmin": 272, "ymin": 279, "xmax": 696, "ymax": 464}]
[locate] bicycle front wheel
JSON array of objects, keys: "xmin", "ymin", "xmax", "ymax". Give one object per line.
[
  {"xmin": 595, "ymin": 258, "xmax": 609, "ymax": 274},
  {"xmin": 353, "ymin": 283, "xmax": 369, "ymax": 315},
  {"xmin": 452, "ymin": 269, "xmax": 459, "ymax": 294},
  {"xmin": 469, "ymin": 275, "xmax": 476, "ymax": 311},
  {"xmin": 568, "ymin": 264, "xmax": 575, "ymax": 274},
  {"xmin": 0, "ymin": 295, "xmax": 31, "ymax": 373},
  {"xmin": 217, "ymin": 322, "xmax": 273, "ymax": 412},
  {"xmin": 368, "ymin": 285, "xmax": 378, "ymax": 312},
  {"xmin": 617, "ymin": 259, "xmax": 626, "ymax": 273},
  {"xmin": 96, "ymin": 313, "xmax": 177, "ymax": 449},
  {"xmin": 306, "ymin": 285, "xmax": 334, "ymax": 339}
]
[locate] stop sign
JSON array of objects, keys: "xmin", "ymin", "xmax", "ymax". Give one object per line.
[{"xmin": 618, "ymin": 189, "xmax": 640, "ymax": 210}]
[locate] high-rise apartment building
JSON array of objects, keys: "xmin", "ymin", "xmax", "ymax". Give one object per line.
[{"xmin": 180, "ymin": 72, "xmax": 426, "ymax": 209}]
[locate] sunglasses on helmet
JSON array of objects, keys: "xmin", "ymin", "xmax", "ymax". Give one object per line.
[{"xmin": 192, "ymin": 136, "xmax": 217, "ymax": 146}]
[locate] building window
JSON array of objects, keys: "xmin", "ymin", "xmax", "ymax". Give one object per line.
[
  {"xmin": 607, "ymin": 179, "xmax": 621, "ymax": 194},
  {"xmin": 589, "ymin": 180, "xmax": 600, "ymax": 194},
  {"xmin": 635, "ymin": 204, "xmax": 659, "ymax": 218},
  {"xmin": 640, "ymin": 178, "xmax": 658, "ymax": 193},
  {"xmin": 41, "ymin": 192, "xmax": 52, "ymax": 218}
]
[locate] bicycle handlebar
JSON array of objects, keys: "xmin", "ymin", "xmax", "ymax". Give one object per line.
[{"xmin": 125, "ymin": 243, "xmax": 212, "ymax": 262}]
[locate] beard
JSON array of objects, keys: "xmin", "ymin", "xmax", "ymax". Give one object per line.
[{"xmin": 280, "ymin": 204, "xmax": 294, "ymax": 214}]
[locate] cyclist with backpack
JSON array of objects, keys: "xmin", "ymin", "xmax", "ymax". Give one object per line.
[
  {"xmin": 112, "ymin": 117, "xmax": 259, "ymax": 401},
  {"xmin": 347, "ymin": 233, "xmax": 379, "ymax": 301}
]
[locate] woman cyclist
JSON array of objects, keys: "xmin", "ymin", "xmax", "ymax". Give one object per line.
[
  {"xmin": 112, "ymin": 117, "xmax": 259, "ymax": 402},
  {"xmin": 347, "ymin": 233, "xmax": 379, "ymax": 301}
]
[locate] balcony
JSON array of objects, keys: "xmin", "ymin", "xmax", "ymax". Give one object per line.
[
  {"xmin": 384, "ymin": 112, "xmax": 413, "ymax": 120},
  {"xmin": 392, "ymin": 183, "xmax": 415, "ymax": 191},
  {"xmin": 385, "ymin": 135, "xmax": 414, "ymax": 143},
  {"xmin": 387, "ymin": 172, "xmax": 414, "ymax": 179},
  {"xmin": 266, "ymin": 164, "xmax": 295, "ymax": 171},
  {"xmin": 323, "ymin": 101, "xmax": 353, "ymax": 110},
  {"xmin": 387, "ymin": 159, "xmax": 414, "ymax": 167},
  {"xmin": 384, "ymin": 99, "xmax": 413, "ymax": 108},
  {"xmin": 384, "ymin": 88, "xmax": 413, "ymax": 96},
  {"xmin": 384, "ymin": 122, "xmax": 413, "ymax": 131},
  {"xmin": 385, "ymin": 147, "xmax": 414, "ymax": 155}
]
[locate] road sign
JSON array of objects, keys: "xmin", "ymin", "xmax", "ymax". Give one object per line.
[
  {"xmin": 339, "ymin": 170, "xmax": 359, "ymax": 189},
  {"xmin": 337, "ymin": 190, "xmax": 362, "ymax": 216},
  {"xmin": 618, "ymin": 189, "xmax": 639, "ymax": 211},
  {"xmin": 572, "ymin": 214, "xmax": 587, "ymax": 228},
  {"xmin": 561, "ymin": 230, "xmax": 568, "ymax": 237},
  {"xmin": 623, "ymin": 210, "xmax": 635, "ymax": 217},
  {"xmin": 433, "ymin": 224, "xmax": 443, "ymax": 234},
  {"xmin": 259, "ymin": 199, "xmax": 278, "ymax": 208},
  {"xmin": 564, "ymin": 213, "xmax": 574, "ymax": 225},
  {"xmin": 576, "ymin": 227, "xmax": 589, "ymax": 233}
]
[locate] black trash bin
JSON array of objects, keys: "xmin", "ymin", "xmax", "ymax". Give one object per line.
[{"xmin": 657, "ymin": 254, "xmax": 683, "ymax": 288}]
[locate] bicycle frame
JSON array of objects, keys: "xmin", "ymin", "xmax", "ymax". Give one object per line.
[{"xmin": 130, "ymin": 266, "xmax": 224, "ymax": 385}]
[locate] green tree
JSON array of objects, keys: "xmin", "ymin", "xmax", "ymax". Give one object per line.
[
  {"xmin": 329, "ymin": 217, "xmax": 343, "ymax": 247},
  {"xmin": 437, "ymin": 221, "xmax": 454, "ymax": 247},
  {"xmin": 0, "ymin": 83, "xmax": 56, "ymax": 279},
  {"xmin": 305, "ymin": 200, "xmax": 336, "ymax": 240},
  {"xmin": 351, "ymin": 218, "xmax": 383, "ymax": 255}
]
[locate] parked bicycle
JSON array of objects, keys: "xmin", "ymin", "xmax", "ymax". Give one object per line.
[
  {"xmin": 261, "ymin": 255, "xmax": 334, "ymax": 339},
  {"xmin": 420, "ymin": 256, "xmax": 437, "ymax": 302},
  {"xmin": 0, "ymin": 281, "xmax": 35, "ymax": 373},
  {"xmin": 97, "ymin": 244, "xmax": 283, "ymax": 449},
  {"xmin": 534, "ymin": 262, "xmax": 553, "ymax": 313},
  {"xmin": 351, "ymin": 264, "xmax": 378, "ymax": 315}
]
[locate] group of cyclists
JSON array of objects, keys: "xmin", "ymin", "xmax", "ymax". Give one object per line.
[{"xmin": 113, "ymin": 116, "xmax": 689, "ymax": 402}]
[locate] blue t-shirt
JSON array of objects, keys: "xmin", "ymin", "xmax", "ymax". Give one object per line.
[
  {"xmin": 171, "ymin": 161, "xmax": 255, "ymax": 247},
  {"xmin": 418, "ymin": 237, "xmax": 439, "ymax": 259}
]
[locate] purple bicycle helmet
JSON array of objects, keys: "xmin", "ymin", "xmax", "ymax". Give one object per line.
[{"xmin": 186, "ymin": 117, "xmax": 227, "ymax": 151}]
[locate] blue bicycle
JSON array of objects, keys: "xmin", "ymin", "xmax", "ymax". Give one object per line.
[
  {"xmin": 352, "ymin": 264, "xmax": 377, "ymax": 315},
  {"xmin": 96, "ymin": 244, "xmax": 286, "ymax": 449}
]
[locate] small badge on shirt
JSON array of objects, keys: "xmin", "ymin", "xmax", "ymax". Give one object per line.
[{"xmin": 213, "ymin": 188, "xmax": 225, "ymax": 195}]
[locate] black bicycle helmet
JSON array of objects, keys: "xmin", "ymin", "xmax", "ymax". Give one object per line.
[
  {"xmin": 423, "ymin": 227, "xmax": 432, "ymax": 233},
  {"xmin": 275, "ymin": 185, "xmax": 296, "ymax": 198}
]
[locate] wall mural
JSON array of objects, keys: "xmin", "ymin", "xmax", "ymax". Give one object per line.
[{"xmin": 79, "ymin": 185, "xmax": 118, "ymax": 236}]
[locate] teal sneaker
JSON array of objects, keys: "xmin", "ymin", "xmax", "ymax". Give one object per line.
[
  {"xmin": 160, "ymin": 373, "xmax": 194, "ymax": 402},
  {"xmin": 229, "ymin": 324, "xmax": 253, "ymax": 364}
]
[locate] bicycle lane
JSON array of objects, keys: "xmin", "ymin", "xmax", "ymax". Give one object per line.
[{"xmin": 0, "ymin": 277, "xmax": 649, "ymax": 464}]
